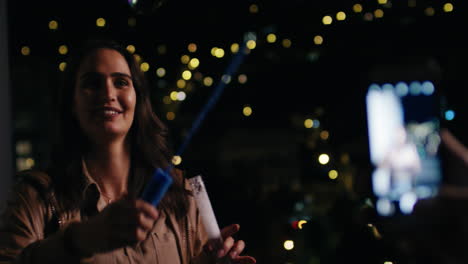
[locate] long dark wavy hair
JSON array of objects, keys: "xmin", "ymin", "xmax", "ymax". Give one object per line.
[{"xmin": 48, "ymin": 39, "xmax": 189, "ymax": 219}]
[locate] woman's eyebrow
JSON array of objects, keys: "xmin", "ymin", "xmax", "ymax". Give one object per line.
[
  {"xmin": 79, "ymin": 72, "xmax": 132, "ymax": 80},
  {"xmin": 111, "ymin": 72, "xmax": 132, "ymax": 79}
]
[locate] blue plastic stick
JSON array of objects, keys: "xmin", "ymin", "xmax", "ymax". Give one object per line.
[{"xmin": 140, "ymin": 36, "xmax": 251, "ymax": 207}]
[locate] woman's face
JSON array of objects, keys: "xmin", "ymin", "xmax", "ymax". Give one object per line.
[{"xmin": 73, "ymin": 48, "xmax": 137, "ymax": 143}]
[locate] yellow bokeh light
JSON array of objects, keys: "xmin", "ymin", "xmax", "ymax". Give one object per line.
[
  {"xmin": 170, "ymin": 91, "xmax": 179, "ymax": 101},
  {"xmin": 304, "ymin": 119, "xmax": 313, "ymax": 128},
  {"xmin": 211, "ymin": 47, "xmax": 218, "ymax": 56},
  {"xmin": 188, "ymin": 43, "xmax": 197, "ymax": 52},
  {"xmin": 384, "ymin": 262, "xmax": 393, "ymax": 264},
  {"xmin": 140, "ymin": 62, "xmax": 150, "ymax": 72},
  {"xmin": 424, "ymin": 7, "xmax": 435, "ymax": 16},
  {"xmin": 21, "ymin": 46, "xmax": 30, "ymax": 56},
  {"xmin": 163, "ymin": 96, "xmax": 171, "ymax": 104},
  {"xmin": 177, "ymin": 79, "xmax": 186, "ymax": 89},
  {"xmin": 374, "ymin": 9, "xmax": 384, "ymax": 18},
  {"xmin": 266, "ymin": 33, "xmax": 277, "ymax": 43},
  {"xmin": 243, "ymin": 106, "xmax": 252, "ymax": 117},
  {"xmin": 443, "ymin": 3, "xmax": 454, "ymax": 12},
  {"xmin": 166, "ymin": 112, "xmax": 175, "ymax": 120},
  {"xmin": 378, "ymin": 0, "xmax": 387, "ymax": 4},
  {"xmin": 322, "ymin": 15, "xmax": 333, "ymax": 25},
  {"xmin": 298, "ymin": 220, "xmax": 307, "ymax": 229},
  {"xmin": 48, "ymin": 20, "xmax": 58, "ymax": 30},
  {"xmin": 194, "ymin": 72, "xmax": 203, "ymax": 81},
  {"xmin": 328, "ymin": 170, "xmax": 338, "ymax": 180},
  {"xmin": 214, "ymin": 48, "xmax": 225, "ymax": 58},
  {"xmin": 282, "ymin": 39, "xmax": 292, "ymax": 48},
  {"xmin": 341, "ymin": 153, "xmax": 350, "ymax": 164},
  {"xmin": 25, "ymin": 158, "xmax": 35, "ymax": 168},
  {"xmin": 320, "ymin": 130, "xmax": 329, "ymax": 140},
  {"xmin": 181, "ymin": 55, "xmax": 190, "ymax": 64},
  {"xmin": 172, "ymin": 155, "xmax": 182, "ymax": 165},
  {"xmin": 96, "ymin": 17, "xmax": 106, "ymax": 27},
  {"xmin": 59, "ymin": 62, "xmax": 67, "ymax": 72},
  {"xmin": 283, "ymin": 240, "xmax": 294, "ymax": 251},
  {"xmin": 246, "ymin": 40, "xmax": 256, "ymax": 50},
  {"xmin": 156, "ymin": 67, "xmax": 166, "ymax": 77},
  {"xmin": 364, "ymin": 12, "xmax": 374, "ymax": 21},
  {"xmin": 126, "ymin": 45, "xmax": 136, "ymax": 54},
  {"xmin": 133, "ymin": 54, "xmax": 142, "ymax": 63},
  {"xmin": 230, "ymin": 43, "xmax": 239, "ymax": 53},
  {"xmin": 314, "ymin": 35, "xmax": 323, "ymax": 45},
  {"xmin": 58, "ymin": 45, "xmax": 68, "ymax": 55},
  {"xmin": 408, "ymin": 0, "xmax": 416, "ymax": 7},
  {"xmin": 128, "ymin": 17, "xmax": 137, "ymax": 27},
  {"xmin": 182, "ymin": 70, "xmax": 192, "ymax": 80},
  {"xmin": 353, "ymin": 3, "xmax": 363, "ymax": 13},
  {"xmin": 336, "ymin": 11, "xmax": 346, "ymax": 21},
  {"xmin": 238, "ymin": 74, "xmax": 247, "ymax": 84},
  {"xmin": 203, "ymin": 77, "xmax": 214, "ymax": 86},
  {"xmin": 157, "ymin": 45, "xmax": 167, "ymax": 55},
  {"xmin": 249, "ymin": 4, "xmax": 258, "ymax": 13},
  {"xmin": 189, "ymin": 58, "xmax": 200, "ymax": 69},
  {"xmin": 318, "ymin": 154, "xmax": 330, "ymax": 165}
]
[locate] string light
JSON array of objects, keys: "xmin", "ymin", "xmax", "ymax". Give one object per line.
[
  {"xmin": 314, "ymin": 35, "xmax": 323, "ymax": 45},
  {"xmin": 230, "ymin": 43, "xmax": 239, "ymax": 53},
  {"xmin": 242, "ymin": 106, "xmax": 252, "ymax": 116},
  {"xmin": 353, "ymin": 4, "xmax": 363, "ymax": 13},
  {"xmin": 58, "ymin": 45, "xmax": 68, "ymax": 55},
  {"xmin": 96, "ymin": 17, "xmax": 106, "ymax": 27},
  {"xmin": 443, "ymin": 3, "xmax": 454, "ymax": 12},
  {"xmin": 140, "ymin": 62, "xmax": 150, "ymax": 72},
  {"xmin": 156, "ymin": 67, "xmax": 166, "ymax": 77},
  {"xmin": 188, "ymin": 58, "xmax": 200, "ymax": 69},
  {"xmin": 203, "ymin": 77, "xmax": 214, "ymax": 86},
  {"xmin": 182, "ymin": 70, "xmax": 192, "ymax": 80},
  {"xmin": 282, "ymin": 39, "xmax": 292, "ymax": 48},
  {"xmin": 21, "ymin": 46, "xmax": 30, "ymax": 56},
  {"xmin": 322, "ymin": 15, "xmax": 333, "ymax": 25},
  {"xmin": 249, "ymin": 4, "xmax": 259, "ymax": 14},
  {"xmin": 266, "ymin": 33, "xmax": 277, "ymax": 43},
  {"xmin": 48, "ymin": 20, "xmax": 58, "ymax": 30},
  {"xmin": 188, "ymin": 43, "xmax": 197, "ymax": 52},
  {"xmin": 126, "ymin": 45, "xmax": 136, "ymax": 54}
]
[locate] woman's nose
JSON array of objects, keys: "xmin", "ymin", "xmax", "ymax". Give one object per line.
[{"xmin": 101, "ymin": 79, "xmax": 116, "ymax": 101}]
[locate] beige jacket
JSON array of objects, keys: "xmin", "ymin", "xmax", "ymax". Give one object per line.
[{"xmin": 0, "ymin": 168, "xmax": 213, "ymax": 264}]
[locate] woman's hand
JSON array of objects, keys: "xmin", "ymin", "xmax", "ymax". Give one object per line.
[
  {"xmin": 206, "ymin": 224, "xmax": 256, "ymax": 264},
  {"xmin": 70, "ymin": 197, "xmax": 159, "ymax": 255}
]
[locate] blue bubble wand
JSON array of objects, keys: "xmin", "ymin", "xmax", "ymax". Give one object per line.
[{"xmin": 141, "ymin": 33, "xmax": 254, "ymax": 207}]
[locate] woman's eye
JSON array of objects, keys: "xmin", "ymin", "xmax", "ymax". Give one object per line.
[{"xmin": 115, "ymin": 78, "xmax": 129, "ymax": 87}]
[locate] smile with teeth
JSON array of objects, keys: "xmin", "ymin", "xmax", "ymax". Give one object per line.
[{"xmin": 103, "ymin": 110, "xmax": 120, "ymax": 116}]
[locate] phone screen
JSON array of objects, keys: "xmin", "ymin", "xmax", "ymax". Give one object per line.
[{"xmin": 366, "ymin": 81, "xmax": 442, "ymax": 216}]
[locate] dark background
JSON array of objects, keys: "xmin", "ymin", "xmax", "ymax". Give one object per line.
[{"xmin": 6, "ymin": 0, "xmax": 468, "ymax": 263}]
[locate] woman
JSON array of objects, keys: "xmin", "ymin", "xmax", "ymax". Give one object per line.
[{"xmin": 0, "ymin": 39, "xmax": 256, "ymax": 264}]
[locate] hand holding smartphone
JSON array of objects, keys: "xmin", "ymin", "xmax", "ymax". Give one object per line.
[{"xmin": 366, "ymin": 81, "xmax": 442, "ymax": 216}]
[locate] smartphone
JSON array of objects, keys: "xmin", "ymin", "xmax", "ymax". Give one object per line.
[{"xmin": 366, "ymin": 80, "xmax": 442, "ymax": 216}]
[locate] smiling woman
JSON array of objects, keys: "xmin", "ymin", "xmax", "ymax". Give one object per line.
[{"xmin": 0, "ymin": 39, "xmax": 256, "ymax": 264}]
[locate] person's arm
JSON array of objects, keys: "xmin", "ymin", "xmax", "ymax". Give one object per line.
[{"xmin": 0, "ymin": 177, "xmax": 86, "ymax": 264}]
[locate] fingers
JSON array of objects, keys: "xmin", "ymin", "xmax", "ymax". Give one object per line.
[
  {"xmin": 441, "ymin": 128, "xmax": 468, "ymax": 165},
  {"xmin": 217, "ymin": 236, "xmax": 234, "ymax": 257},
  {"xmin": 221, "ymin": 224, "xmax": 240, "ymax": 239},
  {"xmin": 232, "ymin": 255, "xmax": 257, "ymax": 264},
  {"xmin": 135, "ymin": 199, "xmax": 159, "ymax": 220},
  {"xmin": 228, "ymin": 240, "xmax": 245, "ymax": 259}
]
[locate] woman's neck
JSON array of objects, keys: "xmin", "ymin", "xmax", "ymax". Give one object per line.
[{"xmin": 85, "ymin": 140, "xmax": 131, "ymax": 200}]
